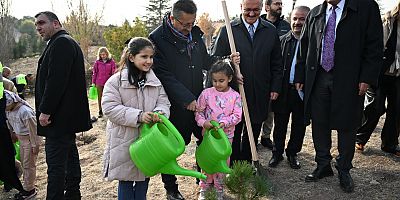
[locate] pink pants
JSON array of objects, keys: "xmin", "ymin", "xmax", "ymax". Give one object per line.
[
  {"xmin": 17, "ymin": 134, "xmax": 39, "ymax": 191},
  {"xmin": 199, "ymin": 138, "xmax": 233, "ymax": 191}
]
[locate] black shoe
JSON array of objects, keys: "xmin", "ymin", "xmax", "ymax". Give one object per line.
[
  {"xmin": 268, "ymin": 154, "xmax": 283, "ymax": 168},
  {"xmin": 90, "ymin": 116, "xmax": 97, "ymax": 123},
  {"xmin": 14, "ymin": 188, "xmax": 37, "ymax": 200},
  {"xmin": 261, "ymin": 138, "xmax": 274, "ymax": 150},
  {"xmin": 305, "ymin": 166, "xmax": 334, "ymax": 182},
  {"xmin": 287, "ymin": 155, "xmax": 301, "ymax": 169},
  {"xmin": 381, "ymin": 146, "xmax": 400, "ymax": 157},
  {"xmin": 337, "ymin": 170, "xmax": 354, "ymax": 193},
  {"xmin": 166, "ymin": 190, "xmax": 185, "ymax": 200}
]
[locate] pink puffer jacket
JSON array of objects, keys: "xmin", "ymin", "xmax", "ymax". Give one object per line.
[{"xmin": 92, "ymin": 59, "xmax": 116, "ymax": 86}]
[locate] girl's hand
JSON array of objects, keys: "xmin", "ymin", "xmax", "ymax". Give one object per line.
[
  {"xmin": 203, "ymin": 121, "xmax": 213, "ymax": 129},
  {"xmin": 140, "ymin": 112, "xmax": 154, "ymax": 124},
  {"xmin": 151, "ymin": 113, "xmax": 162, "ymax": 123},
  {"xmin": 219, "ymin": 122, "xmax": 225, "ymax": 129}
]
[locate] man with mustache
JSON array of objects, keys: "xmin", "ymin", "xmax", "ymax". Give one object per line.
[
  {"xmin": 259, "ymin": 0, "xmax": 290, "ymax": 150},
  {"xmin": 269, "ymin": 6, "xmax": 310, "ymax": 169}
]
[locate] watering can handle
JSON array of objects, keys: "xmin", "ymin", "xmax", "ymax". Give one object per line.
[
  {"xmin": 210, "ymin": 120, "xmax": 220, "ymax": 128},
  {"xmin": 156, "ymin": 113, "xmax": 186, "ymax": 148}
]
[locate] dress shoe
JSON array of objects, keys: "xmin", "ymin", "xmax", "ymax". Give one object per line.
[
  {"xmin": 268, "ymin": 154, "xmax": 283, "ymax": 167},
  {"xmin": 287, "ymin": 155, "xmax": 301, "ymax": 169},
  {"xmin": 381, "ymin": 146, "xmax": 400, "ymax": 157},
  {"xmin": 305, "ymin": 166, "xmax": 334, "ymax": 182},
  {"xmin": 167, "ymin": 190, "xmax": 185, "ymax": 200},
  {"xmin": 355, "ymin": 143, "xmax": 365, "ymax": 151},
  {"xmin": 261, "ymin": 138, "xmax": 274, "ymax": 150},
  {"xmin": 338, "ymin": 170, "xmax": 354, "ymax": 193}
]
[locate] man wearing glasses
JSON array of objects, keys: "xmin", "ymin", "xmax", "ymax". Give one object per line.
[
  {"xmin": 212, "ymin": 0, "xmax": 283, "ymax": 164},
  {"xmin": 150, "ymin": 0, "xmax": 240, "ymax": 199}
]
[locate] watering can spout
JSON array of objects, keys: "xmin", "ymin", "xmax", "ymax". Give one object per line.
[{"xmin": 160, "ymin": 160, "xmax": 207, "ymax": 180}]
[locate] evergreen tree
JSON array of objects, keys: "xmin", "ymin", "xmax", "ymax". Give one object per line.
[
  {"xmin": 103, "ymin": 18, "xmax": 148, "ymax": 63},
  {"xmin": 144, "ymin": 0, "xmax": 171, "ymax": 32}
]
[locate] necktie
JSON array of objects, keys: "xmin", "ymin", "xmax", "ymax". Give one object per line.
[
  {"xmin": 249, "ymin": 24, "xmax": 255, "ymax": 41},
  {"xmin": 322, "ymin": 6, "xmax": 337, "ymax": 72}
]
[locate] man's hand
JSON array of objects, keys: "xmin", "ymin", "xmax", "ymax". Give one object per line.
[
  {"xmin": 10, "ymin": 131, "xmax": 18, "ymax": 143},
  {"xmin": 230, "ymin": 52, "xmax": 240, "ymax": 66},
  {"xmin": 295, "ymin": 83, "xmax": 303, "ymax": 91},
  {"xmin": 39, "ymin": 113, "xmax": 51, "ymax": 127},
  {"xmin": 359, "ymin": 83, "xmax": 369, "ymax": 96},
  {"xmin": 270, "ymin": 92, "xmax": 279, "ymax": 100},
  {"xmin": 186, "ymin": 100, "xmax": 197, "ymax": 112}
]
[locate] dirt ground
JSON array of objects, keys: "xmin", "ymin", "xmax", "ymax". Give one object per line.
[
  {"xmin": 0, "ymin": 96, "xmax": 399, "ymax": 200},
  {"xmin": 1, "ymin": 55, "xmax": 399, "ymax": 199}
]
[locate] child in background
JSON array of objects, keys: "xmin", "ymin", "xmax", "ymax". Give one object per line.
[
  {"xmin": 195, "ymin": 59, "xmax": 242, "ymax": 200},
  {"xmin": 102, "ymin": 37, "xmax": 170, "ymax": 200},
  {"xmin": 5, "ymin": 90, "xmax": 41, "ymax": 199},
  {"xmin": 92, "ymin": 47, "xmax": 116, "ymax": 118}
]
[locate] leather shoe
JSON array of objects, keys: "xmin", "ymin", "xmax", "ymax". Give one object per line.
[
  {"xmin": 268, "ymin": 154, "xmax": 283, "ymax": 167},
  {"xmin": 167, "ymin": 190, "xmax": 185, "ymax": 200},
  {"xmin": 381, "ymin": 146, "xmax": 400, "ymax": 157},
  {"xmin": 287, "ymin": 155, "xmax": 301, "ymax": 169},
  {"xmin": 261, "ymin": 138, "xmax": 274, "ymax": 150},
  {"xmin": 305, "ymin": 166, "xmax": 334, "ymax": 182},
  {"xmin": 338, "ymin": 170, "xmax": 354, "ymax": 193}
]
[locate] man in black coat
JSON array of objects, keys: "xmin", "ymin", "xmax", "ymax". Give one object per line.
[
  {"xmin": 259, "ymin": 0, "xmax": 291, "ymax": 150},
  {"xmin": 149, "ymin": 1, "xmax": 214, "ymax": 199},
  {"xmin": 269, "ymin": 6, "xmax": 310, "ymax": 169},
  {"xmin": 34, "ymin": 11, "xmax": 92, "ymax": 199},
  {"xmin": 294, "ymin": 0, "xmax": 383, "ymax": 193},
  {"xmin": 212, "ymin": 0, "xmax": 283, "ymax": 163}
]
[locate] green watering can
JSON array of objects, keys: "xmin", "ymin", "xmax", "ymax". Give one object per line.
[
  {"xmin": 129, "ymin": 113, "xmax": 206, "ymax": 180},
  {"xmin": 14, "ymin": 141, "xmax": 20, "ymax": 161},
  {"xmin": 196, "ymin": 121, "xmax": 232, "ymax": 174}
]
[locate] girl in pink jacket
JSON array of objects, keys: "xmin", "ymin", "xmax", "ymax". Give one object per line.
[
  {"xmin": 92, "ymin": 47, "xmax": 116, "ymax": 117},
  {"xmin": 195, "ymin": 59, "xmax": 242, "ymax": 200}
]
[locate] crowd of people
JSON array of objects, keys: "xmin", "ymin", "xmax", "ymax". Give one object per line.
[{"xmin": 0, "ymin": 0, "xmax": 399, "ymax": 199}]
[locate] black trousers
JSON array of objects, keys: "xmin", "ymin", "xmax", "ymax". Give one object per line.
[
  {"xmin": 357, "ymin": 76, "xmax": 400, "ymax": 149},
  {"xmin": 272, "ymin": 87, "xmax": 306, "ymax": 156},
  {"xmin": 0, "ymin": 126, "xmax": 24, "ymax": 191},
  {"xmin": 161, "ymin": 105, "xmax": 203, "ymax": 192},
  {"xmin": 231, "ymin": 120, "xmax": 262, "ymax": 164},
  {"xmin": 45, "ymin": 133, "xmax": 81, "ymax": 200},
  {"xmin": 310, "ymin": 69, "xmax": 356, "ymax": 171}
]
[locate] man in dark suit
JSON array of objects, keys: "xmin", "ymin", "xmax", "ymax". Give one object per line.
[
  {"xmin": 212, "ymin": 0, "xmax": 283, "ymax": 163},
  {"xmin": 269, "ymin": 6, "xmax": 310, "ymax": 169},
  {"xmin": 150, "ymin": 1, "xmax": 225, "ymax": 199},
  {"xmin": 295, "ymin": 0, "xmax": 383, "ymax": 193},
  {"xmin": 34, "ymin": 11, "xmax": 92, "ymax": 199}
]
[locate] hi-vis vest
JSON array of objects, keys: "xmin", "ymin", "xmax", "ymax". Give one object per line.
[
  {"xmin": 16, "ymin": 74, "xmax": 27, "ymax": 85},
  {"xmin": 0, "ymin": 62, "xmax": 4, "ymax": 99}
]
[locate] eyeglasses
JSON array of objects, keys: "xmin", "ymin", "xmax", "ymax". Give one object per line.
[
  {"xmin": 243, "ymin": 8, "xmax": 261, "ymax": 14},
  {"xmin": 175, "ymin": 18, "xmax": 196, "ymax": 28}
]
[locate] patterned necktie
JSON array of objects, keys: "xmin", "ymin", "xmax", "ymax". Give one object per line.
[
  {"xmin": 249, "ymin": 24, "xmax": 255, "ymax": 41},
  {"xmin": 322, "ymin": 6, "xmax": 337, "ymax": 72}
]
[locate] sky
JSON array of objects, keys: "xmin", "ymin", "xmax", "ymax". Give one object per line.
[{"xmin": 11, "ymin": 0, "xmax": 398, "ymax": 26}]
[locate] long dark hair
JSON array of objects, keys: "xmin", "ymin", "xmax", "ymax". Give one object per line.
[
  {"xmin": 118, "ymin": 37, "xmax": 154, "ymax": 87},
  {"xmin": 206, "ymin": 59, "xmax": 238, "ymax": 89}
]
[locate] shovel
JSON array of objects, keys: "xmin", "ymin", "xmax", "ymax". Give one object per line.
[{"xmin": 220, "ymin": 0, "xmax": 268, "ymax": 177}]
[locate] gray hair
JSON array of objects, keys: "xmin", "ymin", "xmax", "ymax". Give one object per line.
[{"xmin": 172, "ymin": 0, "xmax": 197, "ymax": 19}]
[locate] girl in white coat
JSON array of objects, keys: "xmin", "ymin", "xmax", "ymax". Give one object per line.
[{"xmin": 102, "ymin": 37, "xmax": 170, "ymax": 200}]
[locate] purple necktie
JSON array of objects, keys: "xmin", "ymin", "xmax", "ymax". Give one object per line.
[{"xmin": 322, "ymin": 6, "xmax": 337, "ymax": 72}]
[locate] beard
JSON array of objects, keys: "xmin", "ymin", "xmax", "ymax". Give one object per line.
[{"xmin": 270, "ymin": 9, "xmax": 282, "ymax": 18}]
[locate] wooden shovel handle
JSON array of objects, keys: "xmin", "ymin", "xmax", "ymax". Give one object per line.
[{"xmin": 221, "ymin": 0, "xmax": 259, "ymax": 162}]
